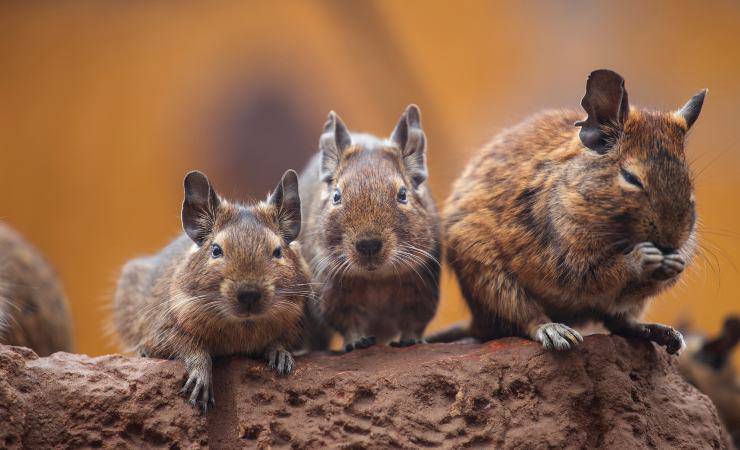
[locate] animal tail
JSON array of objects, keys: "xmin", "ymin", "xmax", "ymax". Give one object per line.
[{"xmin": 425, "ymin": 321, "xmax": 472, "ymax": 343}]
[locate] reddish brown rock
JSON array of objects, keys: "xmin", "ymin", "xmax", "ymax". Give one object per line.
[
  {"xmin": 0, "ymin": 346, "xmax": 207, "ymax": 448},
  {"xmin": 211, "ymin": 335, "xmax": 732, "ymax": 449},
  {"xmin": 0, "ymin": 335, "xmax": 732, "ymax": 449}
]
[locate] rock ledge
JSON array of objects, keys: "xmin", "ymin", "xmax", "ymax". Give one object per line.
[{"xmin": 0, "ymin": 336, "xmax": 731, "ymax": 449}]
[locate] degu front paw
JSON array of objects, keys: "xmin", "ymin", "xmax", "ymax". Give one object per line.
[
  {"xmin": 534, "ymin": 323, "xmax": 583, "ymax": 351},
  {"xmin": 652, "ymin": 253, "xmax": 685, "ymax": 281},
  {"xmin": 643, "ymin": 323, "xmax": 686, "ymax": 355},
  {"xmin": 181, "ymin": 367, "xmax": 214, "ymax": 413},
  {"xmin": 632, "ymin": 242, "xmax": 685, "ymax": 281},
  {"xmin": 390, "ymin": 337, "xmax": 425, "ymax": 348},
  {"xmin": 266, "ymin": 348, "xmax": 295, "ymax": 375},
  {"xmin": 344, "ymin": 336, "xmax": 376, "ymax": 352}
]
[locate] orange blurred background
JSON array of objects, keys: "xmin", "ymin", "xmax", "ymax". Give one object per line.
[{"xmin": 0, "ymin": 1, "xmax": 738, "ymax": 357}]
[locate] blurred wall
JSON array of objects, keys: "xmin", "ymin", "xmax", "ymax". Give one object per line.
[{"xmin": 0, "ymin": 0, "xmax": 738, "ymax": 357}]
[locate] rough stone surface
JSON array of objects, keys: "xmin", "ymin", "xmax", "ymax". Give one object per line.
[
  {"xmin": 0, "ymin": 335, "xmax": 733, "ymax": 449},
  {"xmin": 0, "ymin": 346, "xmax": 207, "ymax": 448}
]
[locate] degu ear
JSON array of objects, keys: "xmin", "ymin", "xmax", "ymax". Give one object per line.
[
  {"xmin": 575, "ymin": 69, "xmax": 630, "ymax": 153},
  {"xmin": 268, "ymin": 169, "xmax": 301, "ymax": 243},
  {"xmin": 319, "ymin": 111, "xmax": 352, "ymax": 183},
  {"xmin": 676, "ymin": 89, "xmax": 707, "ymax": 130},
  {"xmin": 182, "ymin": 171, "xmax": 221, "ymax": 246},
  {"xmin": 390, "ymin": 104, "xmax": 428, "ymax": 188}
]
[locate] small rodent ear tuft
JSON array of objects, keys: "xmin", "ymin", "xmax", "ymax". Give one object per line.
[
  {"xmin": 575, "ymin": 69, "xmax": 629, "ymax": 153},
  {"xmin": 391, "ymin": 104, "xmax": 428, "ymax": 187},
  {"xmin": 182, "ymin": 171, "xmax": 220, "ymax": 246},
  {"xmin": 319, "ymin": 111, "xmax": 352, "ymax": 183},
  {"xmin": 676, "ymin": 89, "xmax": 707, "ymax": 130},
  {"xmin": 269, "ymin": 169, "xmax": 301, "ymax": 243}
]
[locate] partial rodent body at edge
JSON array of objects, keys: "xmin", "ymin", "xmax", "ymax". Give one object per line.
[
  {"xmin": 299, "ymin": 105, "xmax": 441, "ymax": 352},
  {"xmin": 113, "ymin": 170, "xmax": 309, "ymax": 411},
  {"xmin": 677, "ymin": 316, "xmax": 740, "ymax": 445},
  {"xmin": 439, "ymin": 69, "xmax": 706, "ymax": 354},
  {"xmin": 0, "ymin": 222, "xmax": 74, "ymax": 355}
]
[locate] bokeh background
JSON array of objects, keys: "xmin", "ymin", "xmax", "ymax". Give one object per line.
[{"xmin": 1, "ymin": 1, "xmax": 738, "ymax": 357}]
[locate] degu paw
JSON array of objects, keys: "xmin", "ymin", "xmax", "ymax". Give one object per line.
[
  {"xmin": 534, "ymin": 323, "xmax": 583, "ymax": 351},
  {"xmin": 643, "ymin": 323, "xmax": 686, "ymax": 355},
  {"xmin": 180, "ymin": 368, "xmax": 214, "ymax": 413},
  {"xmin": 267, "ymin": 348, "xmax": 295, "ymax": 375},
  {"xmin": 390, "ymin": 338, "xmax": 425, "ymax": 348},
  {"xmin": 632, "ymin": 242, "xmax": 685, "ymax": 281},
  {"xmin": 652, "ymin": 253, "xmax": 685, "ymax": 281},
  {"xmin": 345, "ymin": 336, "xmax": 376, "ymax": 353}
]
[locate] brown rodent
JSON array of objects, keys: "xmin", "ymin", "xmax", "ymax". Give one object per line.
[
  {"xmin": 692, "ymin": 316, "xmax": 740, "ymax": 370},
  {"xmin": 439, "ymin": 69, "xmax": 706, "ymax": 354},
  {"xmin": 678, "ymin": 316, "xmax": 740, "ymax": 445},
  {"xmin": 299, "ymin": 105, "xmax": 441, "ymax": 351},
  {"xmin": 0, "ymin": 223, "xmax": 74, "ymax": 355},
  {"xmin": 113, "ymin": 169, "xmax": 309, "ymax": 411}
]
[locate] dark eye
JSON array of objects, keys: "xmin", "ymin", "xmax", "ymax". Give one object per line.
[
  {"xmin": 620, "ymin": 168, "xmax": 644, "ymax": 189},
  {"xmin": 211, "ymin": 244, "xmax": 223, "ymax": 259},
  {"xmin": 397, "ymin": 186, "xmax": 408, "ymax": 204},
  {"xmin": 272, "ymin": 246, "xmax": 282, "ymax": 259},
  {"xmin": 332, "ymin": 188, "xmax": 342, "ymax": 205}
]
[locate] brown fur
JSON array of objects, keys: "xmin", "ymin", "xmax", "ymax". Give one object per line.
[
  {"xmin": 113, "ymin": 170, "xmax": 309, "ymax": 410},
  {"xmin": 678, "ymin": 317, "xmax": 740, "ymax": 445},
  {"xmin": 0, "ymin": 222, "xmax": 74, "ymax": 355},
  {"xmin": 300, "ymin": 106, "xmax": 441, "ymax": 351},
  {"xmin": 441, "ymin": 70, "xmax": 705, "ymax": 353}
]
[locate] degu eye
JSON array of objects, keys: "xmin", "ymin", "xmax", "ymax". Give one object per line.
[
  {"xmin": 332, "ymin": 188, "xmax": 342, "ymax": 205},
  {"xmin": 397, "ymin": 186, "xmax": 408, "ymax": 204},
  {"xmin": 211, "ymin": 243, "xmax": 223, "ymax": 259},
  {"xmin": 272, "ymin": 246, "xmax": 283, "ymax": 259},
  {"xmin": 620, "ymin": 168, "xmax": 644, "ymax": 189}
]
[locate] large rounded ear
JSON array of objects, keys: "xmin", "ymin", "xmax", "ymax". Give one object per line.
[
  {"xmin": 390, "ymin": 104, "xmax": 428, "ymax": 188},
  {"xmin": 676, "ymin": 89, "xmax": 707, "ymax": 130},
  {"xmin": 182, "ymin": 171, "xmax": 220, "ymax": 246},
  {"xmin": 269, "ymin": 169, "xmax": 301, "ymax": 243},
  {"xmin": 319, "ymin": 111, "xmax": 352, "ymax": 183},
  {"xmin": 575, "ymin": 69, "xmax": 630, "ymax": 153}
]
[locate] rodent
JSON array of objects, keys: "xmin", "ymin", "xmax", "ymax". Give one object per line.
[
  {"xmin": 691, "ymin": 316, "xmax": 740, "ymax": 370},
  {"xmin": 677, "ymin": 316, "xmax": 739, "ymax": 445},
  {"xmin": 298, "ymin": 105, "xmax": 441, "ymax": 351},
  {"xmin": 113, "ymin": 169, "xmax": 309, "ymax": 411},
  {"xmin": 0, "ymin": 222, "xmax": 74, "ymax": 355},
  {"xmin": 438, "ymin": 69, "xmax": 706, "ymax": 354}
]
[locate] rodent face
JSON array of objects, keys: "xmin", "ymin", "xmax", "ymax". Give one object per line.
[
  {"xmin": 566, "ymin": 111, "xmax": 696, "ymax": 254},
  {"xmin": 320, "ymin": 146, "xmax": 435, "ymax": 275},
  {"xmin": 180, "ymin": 208, "xmax": 307, "ymax": 322},
  {"xmin": 570, "ymin": 70, "xmax": 705, "ymax": 256},
  {"xmin": 616, "ymin": 113, "xmax": 696, "ymax": 252},
  {"xmin": 313, "ymin": 106, "xmax": 436, "ymax": 279},
  {"xmin": 175, "ymin": 170, "xmax": 307, "ymax": 324}
]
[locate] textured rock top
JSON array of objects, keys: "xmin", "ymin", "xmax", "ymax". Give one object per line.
[{"xmin": 0, "ymin": 336, "xmax": 732, "ymax": 449}]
